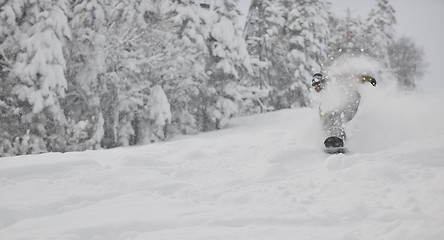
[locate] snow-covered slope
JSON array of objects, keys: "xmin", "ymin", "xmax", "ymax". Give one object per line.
[{"xmin": 1, "ymin": 88, "xmax": 444, "ymax": 240}]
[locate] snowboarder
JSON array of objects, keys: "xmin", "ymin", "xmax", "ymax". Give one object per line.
[{"xmin": 311, "ymin": 72, "xmax": 377, "ymax": 153}]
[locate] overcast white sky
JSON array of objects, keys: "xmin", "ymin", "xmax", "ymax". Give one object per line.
[{"xmin": 238, "ymin": 0, "xmax": 444, "ymax": 89}]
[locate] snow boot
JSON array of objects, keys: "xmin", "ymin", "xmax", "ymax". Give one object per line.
[{"xmin": 324, "ymin": 136, "xmax": 348, "ymax": 154}]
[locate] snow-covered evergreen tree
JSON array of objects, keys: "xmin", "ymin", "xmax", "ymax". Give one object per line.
[
  {"xmin": 0, "ymin": 0, "xmax": 72, "ymax": 155},
  {"xmin": 388, "ymin": 36, "xmax": 427, "ymax": 90},
  {"xmin": 98, "ymin": 0, "xmax": 173, "ymax": 147},
  {"xmin": 244, "ymin": 0, "xmax": 285, "ymax": 112},
  {"xmin": 146, "ymin": 85, "xmax": 172, "ymax": 142},
  {"xmin": 166, "ymin": 0, "xmax": 252, "ymax": 132},
  {"xmin": 0, "ymin": 0, "xmax": 22, "ymax": 156},
  {"xmin": 163, "ymin": 0, "xmax": 210, "ymax": 135},
  {"xmin": 244, "ymin": 0, "xmax": 332, "ymax": 110},
  {"xmin": 365, "ymin": 0, "xmax": 396, "ymax": 67},
  {"xmin": 65, "ymin": 0, "xmax": 109, "ymax": 151},
  {"xmin": 204, "ymin": 0, "xmax": 252, "ymax": 130},
  {"xmin": 283, "ymin": 0, "xmax": 331, "ymax": 108},
  {"xmin": 259, "ymin": 0, "xmax": 293, "ymax": 110},
  {"xmin": 327, "ymin": 9, "xmax": 366, "ymax": 61}
]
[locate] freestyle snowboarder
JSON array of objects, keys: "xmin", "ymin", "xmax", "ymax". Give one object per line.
[{"xmin": 311, "ymin": 72, "xmax": 377, "ymax": 153}]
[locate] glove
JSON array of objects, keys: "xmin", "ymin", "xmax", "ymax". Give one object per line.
[{"xmin": 370, "ymin": 78, "xmax": 377, "ymax": 86}]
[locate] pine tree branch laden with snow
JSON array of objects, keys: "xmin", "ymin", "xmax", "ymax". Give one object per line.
[{"xmin": 0, "ymin": 0, "xmax": 72, "ymax": 155}]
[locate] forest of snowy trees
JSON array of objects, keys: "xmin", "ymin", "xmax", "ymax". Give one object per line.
[{"xmin": 0, "ymin": 0, "xmax": 426, "ymax": 157}]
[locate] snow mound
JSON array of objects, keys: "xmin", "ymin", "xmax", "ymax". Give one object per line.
[{"xmin": 0, "ymin": 89, "xmax": 443, "ymax": 240}]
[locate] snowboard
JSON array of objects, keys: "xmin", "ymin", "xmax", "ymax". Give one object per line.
[{"xmin": 324, "ymin": 136, "xmax": 348, "ymax": 154}]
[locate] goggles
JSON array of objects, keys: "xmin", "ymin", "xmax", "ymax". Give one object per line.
[{"xmin": 312, "ymin": 77, "xmax": 323, "ymax": 86}]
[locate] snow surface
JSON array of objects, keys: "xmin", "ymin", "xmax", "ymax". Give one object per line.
[{"xmin": 1, "ymin": 88, "xmax": 444, "ymax": 239}]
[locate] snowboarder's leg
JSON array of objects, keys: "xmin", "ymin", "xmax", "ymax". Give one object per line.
[
  {"xmin": 319, "ymin": 90, "xmax": 361, "ymax": 153},
  {"xmin": 320, "ymin": 93, "xmax": 361, "ymax": 143},
  {"xmin": 321, "ymin": 111, "xmax": 346, "ymax": 141},
  {"xmin": 320, "ymin": 110, "xmax": 348, "ymax": 154},
  {"xmin": 342, "ymin": 96, "xmax": 360, "ymax": 123}
]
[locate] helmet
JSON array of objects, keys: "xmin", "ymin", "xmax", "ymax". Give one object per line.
[{"xmin": 312, "ymin": 73, "xmax": 324, "ymax": 92}]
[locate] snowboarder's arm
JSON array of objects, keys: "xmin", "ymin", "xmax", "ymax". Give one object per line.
[{"xmin": 360, "ymin": 75, "xmax": 377, "ymax": 86}]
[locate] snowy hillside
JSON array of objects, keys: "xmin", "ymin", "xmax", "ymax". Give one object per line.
[{"xmin": 1, "ymin": 88, "xmax": 444, "ymax": 240}]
